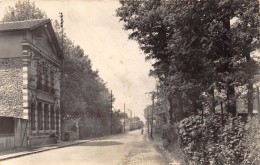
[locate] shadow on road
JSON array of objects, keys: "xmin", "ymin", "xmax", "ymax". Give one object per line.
[{"xmin": 75, "ymin": 141, "xmax": 123, "ymax": 147}]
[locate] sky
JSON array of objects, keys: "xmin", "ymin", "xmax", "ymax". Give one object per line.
[{"xmin": 0, "ymin": 0, "xmax": 156, "ymax": 120}]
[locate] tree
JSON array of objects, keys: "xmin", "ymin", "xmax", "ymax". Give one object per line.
[
  {"xmin": 2, "ymin": 1, "xmax": 124, "ymax": 138},
  {"xmin": 53, "ymin": 20, "xmax": 121, "ymax": 137},
  {"xmin": 118, "ymin": 0, "xmax": 260, "ymax": 163},
  {"xmin": 2, "ymin": 0, "xmax": 47, "ymax": 22},
  {"xmin": 117, "ymin": 0, "xmax": 260, "ymax": 118}
]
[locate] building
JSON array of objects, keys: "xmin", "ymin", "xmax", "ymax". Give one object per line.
[{"xmin": 0, "ymin": 19, "xmax": 63, "ymax": 150}]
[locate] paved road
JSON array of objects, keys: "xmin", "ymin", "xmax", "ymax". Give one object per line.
[{"xmin": 0, "ymin": 130, "xmax": 172, "ymax": 165}]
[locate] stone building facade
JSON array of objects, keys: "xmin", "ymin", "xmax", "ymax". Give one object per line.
[{"xmin": 0, "ymin": 19, "xmax": 63, "ymax": 150}]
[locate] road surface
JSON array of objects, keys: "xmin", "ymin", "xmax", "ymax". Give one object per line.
[{"xmin": 0, "ymin": 130, "xmax": 174, "ymax": 165}]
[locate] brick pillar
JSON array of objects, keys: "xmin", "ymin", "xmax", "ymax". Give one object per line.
[
  {"xmin": 22, "ymin": 49, "xmax": 29, "ymax": 120},
  {"xmin": 28, "ymin": 104, "xmax": 31, "ymax": 136},
  {"xmin": 22, "ymin": 48, "xmax": 30, "ymax": 146}
]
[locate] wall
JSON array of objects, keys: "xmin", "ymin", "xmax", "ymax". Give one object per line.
[
  {"xmin": 14, "ymin": 118, "xmax": 28, "ymax": 147},
  {"xmin": 0, "ymin": 32, "xmax": 24, "ymax": 58},
  {"xmin": 32, "ymin": 26, "xmax": 61, "ymax": 64},
  {"xmin": 0, "ymin": 136, "xmax": 15, "ymax": 151},
  {"xmin": 63, "ymin": 131, "xmax": 79, "ymax": 141},
  {"xmin": 29, "ymin": 136, "xmax": 50, "ymax": 147},
  {"xmin": 0, "ymin": 119, "xmax": 29, "ymax": 150},
  {"xmin": 62, "ymin": 120, "xmax": 79, "ymax": 141},
  {"xmin": 0, "ymin": 57, "xmax": 23, "ymax": 118}
]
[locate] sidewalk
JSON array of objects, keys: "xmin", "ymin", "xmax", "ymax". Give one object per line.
[{"xmin": 0, "ymin": 139, "xmax": 90, "ymax": 161}]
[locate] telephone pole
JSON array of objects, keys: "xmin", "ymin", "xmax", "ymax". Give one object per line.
[
  {"xmin": 59, "ymin": 12, "xmax": 64, "ymax": 140},
  {"xmin": 147, "ymin": 108, "xmax": 149, "ymax": 134},
  {"xmin": 111, "ymin": 90, "xmax": 113, "ymax": 135}
]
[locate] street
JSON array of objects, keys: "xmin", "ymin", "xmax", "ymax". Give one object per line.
[{"xmin": 0, "ymin": 130, "xmax": 172, "ymax": 165}]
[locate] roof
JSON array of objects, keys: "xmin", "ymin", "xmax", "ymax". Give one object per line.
[
  {"xmin": 0, "ymin": 19, "xmax": 50, "ymax": 32},
  {"xmin": 0, "ymin": 19, "xmax": 63, "ymax": 58}
]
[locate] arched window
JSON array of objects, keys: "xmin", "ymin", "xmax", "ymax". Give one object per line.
[
  {"xmin": 31, "ymin": 103, "xmax": 36, "ymax": 130},
  {"xmin": 38, "ymin": 102, "xmax": 43, "ymax": 130},
  {"xmin": 50, "ymin": 105, "xmax": 55, "ymax": 130},
  {"xmin": 37, "ymin": 63, "xmax": 43, "ymax": 90},
  {"xmin": 44, "ymin": 104, "xmax": 49, "ymax": 130}
]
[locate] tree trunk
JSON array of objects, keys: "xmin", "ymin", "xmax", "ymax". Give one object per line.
[
  {"xmin": 209, "ymin": 87, "xmax": 215, "ymax": 114},
  {"xmin": 176, "ymin": 92, "xmax": 184, "ymax": 122},
  {"xmin": 168, "ymin": 92, "xmax": 184, "ymax": 124},
  {"xmin": 222, "ymin": 15, "xmax": 237, "ymax": 116},
  {"xmin": 168, "ymin": 96, "xmax": 174, "ymax": 125}
]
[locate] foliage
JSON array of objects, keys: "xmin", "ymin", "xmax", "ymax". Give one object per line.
[
  {"xmin": 118, "ymin": 1, "xmax": 260, "ymax": 163},
  {"xmin": 54, "ymin": 20, "xmax": 125, "ymax": 138},
  {"xmin": 117, "ymin": 0, "xmax": 260, "ymax": 118},
  {"xmin": 2, "ymin": 1, "xmax": 126, "ymax": 138},
  {"xmin": 178, "ymin": 114, "xmax": 258, "ymax": 165},
  {"xmin": 2, "ymin": 0, "xmax": 47, "ymax": 22},
  {"xmin": 79, "ymin": 110, "xmax": 125, "ymax": 138}
]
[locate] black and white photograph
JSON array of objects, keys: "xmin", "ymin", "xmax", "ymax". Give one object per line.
[{"xmin": 0, "ymin": 0, "xmax": 259, "ymax": 164}]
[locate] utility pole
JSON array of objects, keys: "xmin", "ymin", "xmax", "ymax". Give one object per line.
[
  {"xmin": 111, "ymin": 90, "xmax": 113, "ymax": 135},
  {"xmin": 151, "ymin": 93, "xmax": 154, "ymax": 139},
  {"xmin": 59, "ymin": 12, "xmax": 64, "ymax": 140},
  {"xmin": 147, "ymin": 108, "xmax": 149, "ymax": 134},
  {"xmin": 124, "ymin": 103, "xmax": 125, "ymax": 133}
]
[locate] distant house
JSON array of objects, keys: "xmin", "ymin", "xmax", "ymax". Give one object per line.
[{"xmin": 0, "ymin": 19, "xmax": 63, "ymax": 150}]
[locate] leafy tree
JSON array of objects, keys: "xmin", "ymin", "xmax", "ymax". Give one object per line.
[
  {"xmin": 117, "ymin": 0, "xmax": 260, "ymax": 118},
  {"xmin": 2, "ymin": 0, "xmax": 47, "ymax": 22},
  {"xmin": 54, "ymin": 20, "xmax": 125, "ymax": 137},
  {"xmin": 2, "ymin": 1, "xmax": 124, "ymax": 138},
  {"xmin": 118, "ymin": 1, "xmax": 260, "ymax": 163}
]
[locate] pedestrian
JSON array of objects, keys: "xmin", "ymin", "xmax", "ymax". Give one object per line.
[{"xmin": 141, "ymin": 128, "xmax": 143, "ymax": 135}]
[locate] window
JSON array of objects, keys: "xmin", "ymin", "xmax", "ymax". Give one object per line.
[
  {"xmin": 56, "ymin": 111, "xmax": 59, "ymax": 131},
  {"xmin": 50, "ymin": 71, "xmax": 55, "ymax": 94},
  {"xmin": 0, "ymin": 117, "xmax": 14, "ymax": 135},
  {"xmin": 37, "ymin": 63, "xmax": 43, "ymax": 90},
  {"xmin": 50, "ymin": 105, "xmax": 55, "ymax": 130},
  {"xmin": 44, "ymin": 66, "xmax": 49, "ymax": 92},
  {"xmin": 44, "ymin": 104, "xmax": 49, "ymax": 130},
  {"xmin": 31, "ymin": 103, "xmax": 36, "ymax": 130},
  {"xmin": 38, "ymin": 102, "xmax": 43, "ymax": 130}
]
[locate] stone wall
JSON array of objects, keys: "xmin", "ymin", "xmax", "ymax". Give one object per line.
[
  {"xmin": 0, "ymin": 136, "xmax": 15, "ymax": 151},
  {"xmin": 29, "ymin": 136, "xmax": 50, "ymax": 147},
  {"xmin": 63, "ymin": 131, "xmax": 79, "ymax": 141},
  {"xmin": 0, "ymin": 57, "xmax": 23, "ymax": 118}
]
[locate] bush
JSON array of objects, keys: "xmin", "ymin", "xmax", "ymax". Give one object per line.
[{"xmin": 178, "ymin": 114, "xmax": 257, "ymax": 165}]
